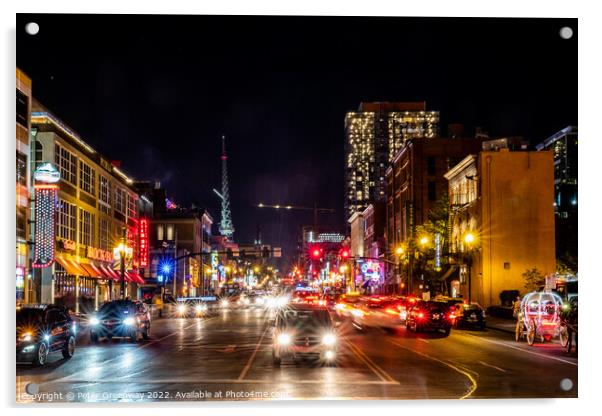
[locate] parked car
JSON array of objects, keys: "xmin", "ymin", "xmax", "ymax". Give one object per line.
[
  {"xmin": 451, "ymin": 302, "xmax": 486, "ymax": 330},
  {"xmin": 272, "ymin": 304, "xmax": 338, "ymax": 366},
  {"xmin": 16, "ymin": 304, "xmax": 76, "ymax": 366},
  {"xmin": 89, "ymin": 300, "xmax": 151, "ymax": 342},
  {"xmin": 406, "ymin": 300, "xmax": 452, "ymax": 335}
]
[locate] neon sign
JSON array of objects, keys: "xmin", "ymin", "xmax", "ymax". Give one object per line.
[
  {"xmin": 32, "ymin": 185, "xmax": 58, "ymax": 268},
  {"xmin": 33, "ymin": 162, "xmax": 60, "ymax": 183},
  {"xmin": 360, "ymin": 260, "xmax": 384, "ymax": 282},
  {"xmin": 139, "ymin": 218, "xmax": 149, "ymax": 267}
]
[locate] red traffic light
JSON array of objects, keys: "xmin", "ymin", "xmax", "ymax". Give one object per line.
[
  {"xmin": 340, "ymin": 248, "xmax": 350, "ymax": 259},
  {"xmin": 309, "ymin": 245, "xmax": 323, "ymax": 259}
]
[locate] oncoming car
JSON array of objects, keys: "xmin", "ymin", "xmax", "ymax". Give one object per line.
[
  {"xmin": 89, "ymin": 300, "xmax": 151, "ymax": 342},
  {"xmin": 272, "ymin": 305, "xmax": 338, "ymax": 366},
  {"xmin": 16, "ymin": 304, "xmax": 76, "ymax": 366},
  {"xmin": 174, "ymin": 297, "xmax": 215, "ymax": 317}
]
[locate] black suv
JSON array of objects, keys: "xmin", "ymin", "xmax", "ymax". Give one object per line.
[
  {"xmin": 272, "ymin": 305, "xmax": 338, "ymax": 366},
  {"xmin": 89, "ymin": 300, "xmax": 151, "ymax": 342},
  {"xmin": 406, "ymin": 300, "xmax": 452, "ymax": 336},
  {"xmin": 16, "ymin": 304, "xmax": 76, "ymax": 366}
]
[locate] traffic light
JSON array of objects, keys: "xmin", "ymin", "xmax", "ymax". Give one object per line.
[
  {"xmin": 340, "ymin": 248, "xmax": 350, "ymax": 259},
  {"xmin": 309, "ymin": 245, "xmax": 323, "ymax": 260}
]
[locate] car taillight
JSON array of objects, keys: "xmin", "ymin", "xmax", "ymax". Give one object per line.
[
  {"xmin": 448, "ymin": 313, "xmax": 456, "ymax": 319},
  {"xmin": 385, "ymin": 308, "xmax": 398, "ymax": 315},
  {"xmin": 417, "ymin": 312, "xmax": 425, "ymax": 319}
]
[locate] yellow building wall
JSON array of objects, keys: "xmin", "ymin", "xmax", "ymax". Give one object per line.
[{"xmin": 477, "ymin": 150, "xmax": 556, "ymax": 307}]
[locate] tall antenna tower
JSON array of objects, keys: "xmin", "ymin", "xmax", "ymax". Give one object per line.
[{"xmin": 213, "ymin": 135, "xmax": 235, "ymax": 239}]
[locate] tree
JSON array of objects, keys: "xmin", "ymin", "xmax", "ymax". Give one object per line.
[{"xmin": 522, "ymin": 267, "xmax": 545, "ymax": 292}]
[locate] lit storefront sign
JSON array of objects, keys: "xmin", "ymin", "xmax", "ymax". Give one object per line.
[
  {"xmin": 33, "ymin": 162, "xmax": 60, "ymax": 183},
  {"xmin": 86, "ymin": 246, "xmax": 113, "ymax": 262},
  {"xmin": 211, "ymin": 252, "xmax": 218, "ymax": 281},
  {"xmin": 359, "ymin": 260, "xmax": 384, "ymax": 283},
  {"xmin": 139, "ymin": 218, "xmax": 149, "ymax": 267},
  {"xmin": 435, "ymin": 233, "xmax": 442, "ymax": 271}
]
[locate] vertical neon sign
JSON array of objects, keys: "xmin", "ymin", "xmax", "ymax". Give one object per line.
[{"xmin": 139, "ymin": 218, "xmax": 149, "ymax": 267}]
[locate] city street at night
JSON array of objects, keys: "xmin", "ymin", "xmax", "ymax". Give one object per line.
[
  {"xmin": 13, "ymin": 12, "xmax": 580, "ymax": 407},
  {"xmin": 17, "ymin": 307, "xmax": 577, "ymax": 402}
]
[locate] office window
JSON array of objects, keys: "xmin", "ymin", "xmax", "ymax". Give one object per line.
[
  {"xmin": 79, "ymin": 208, "xmax": 94, "ymax": 246},
  {"xmin": 99, "ymin": 217, "xmax": 110, "ymax": 250},
  {"xmin": 428, "ymin": 181, "xmax": 437, "ymax": 201},
  {"xmin": 79, "ymin": 160, "xmax": 95, "ymax": 195},
  {"xmin": 157, "ymin": 224, "xmax": 164, "ymax": 241},
  {"xmin": 127, "ymin": 193, "xmax": 137, "ymax": 221},
  {"xmin": 114, "ymin": 187, "xmax": 126, "ymax": 214},
  {"xmin": 58, "ymin": 199, "xmax": 77, "ymax": 241},
  {"xmin": 167, "ymin": 224, "xmax": 174, "ymax": 241},
  {"xmin": 99, "ymin": 175, "xmax": 111, "ymax": 214},
  {"xmin": 55, "ymin": 143, "xmax": 77, "ymax": 185}
]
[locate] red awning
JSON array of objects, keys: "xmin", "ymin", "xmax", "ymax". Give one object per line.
[
  {"xmin": 125, "ymin": 271, "xmax": 145, "ymax": 284},
  {"xmin": 97, "ymin": 264, "xmax": 120, "ymax": 281}
]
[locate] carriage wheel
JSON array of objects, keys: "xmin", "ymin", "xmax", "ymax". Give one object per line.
[{"xmin": 559, "ymin": 325, "xmax": 569, "ymax": 347}]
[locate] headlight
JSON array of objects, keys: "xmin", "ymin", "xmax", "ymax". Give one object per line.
[
  {"xmin": 351, "ymin": 309, "xmax": 364, "ymax": 318},
  {"xmin": 195, "ymin": 304, "xmax": 206, "ymax": 313},
  {"xmin": 322, "ymin": 334, "xmax": 336, "ymax": 346},
  {"xmin": 20, "ymin": 332, "xmax": 33, "ymax": 342},
  {"xmin": 177, "ymin": 304, "xmax": 187, "ymax": 314},
  {"xmin": 276, "ymin": 296, "xmax": 288, "ymax": 307},
  {"xmin": 256, "ymin": 297, "xmax": 264, "ymax": 305},
  {"xmin": 220, "ymin": 300, "xmax": 229, "ymax": 308},
  {"xmin": 90, "ymin": 317, "xmax": 100, "ymax": 326},
  {"xmin": 277, "ymin": 333, "xmax": 291, "ymax": 345},
  {"xmin": 243, "ymin": 298, "xmax": 250, "ymax": 305},
  {"xmin": 123, "ymin": 317, "xmax": 135, "ymax": 326}
]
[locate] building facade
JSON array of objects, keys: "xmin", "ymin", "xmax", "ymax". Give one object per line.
[
  {"xmin": 348, "ymin": 211, "xmax": 365, "ymax": 260},
  {"xmin": 344, "ymin": 101, "xmax": 440, "ymax": 220},
  {"xmin": 536, "ymin": 126, "xmax": 578, "ymax": 270},
  {"xmin": 16, "ymin": 69, "xmax": 32, "ymax": 304},
  {"xmin": 31, "ymin": 100, "xmax": 144, "ymax": 313},
  {"xmin": 445, "ymin": 149, "xmax": 556, "ymax": 307}
]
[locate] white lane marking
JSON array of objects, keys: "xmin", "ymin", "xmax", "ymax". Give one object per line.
[
  {"xmin": 418, "ymin": 338, "xmax": 430, "ymax": 344},
  {"xmin": 345, "ymin": 341, "xmax": 399, "ymax": 384},
  {"xmin": 462, "ymin": 333, "xmax": 578, "ymax": 366},
  {"xmin": 237, "ymin": 324, "xmax": 270, "ymax": 380},
  {"xmin": 53, "ymin": 378, "xmax": 400, "ymax": 385},
  {"xmin": 478, "ymin": 360, "xmax": 507, "ymax": 373},
  {"xmin": 387, "ymin": 339, "xmax": 477, "ymax": 399}
]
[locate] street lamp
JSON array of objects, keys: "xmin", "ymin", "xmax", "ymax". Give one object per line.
[
  {"xmin": 113, "ymin": 233, "xmax": 132, "ymax": 300},
  {"xmin": 464, "ymin": 232, "xmax": 475, "ymax": 303}
]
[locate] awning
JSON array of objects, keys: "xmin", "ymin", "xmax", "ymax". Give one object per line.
[
  {"xmin": 80, "ymin": 262, "xmax": 105, "ymax": 279},
  {"xmin": 55, "ymin": 256, "xmax": 88, "ymax": 276},
  {"xmin": 97, "ymin": 264, "xmax": 120, "ymax": 281},
  {"xmin": 126, "ymin": 271, "xmax": 145, "ymax": 284}
]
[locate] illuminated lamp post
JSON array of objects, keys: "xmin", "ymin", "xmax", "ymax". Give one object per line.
[
  {"xmin": 113, "ymin": 228, "xmax": 132, "ymax": 300},
  {"xmin": 464, "ymin": 232, "xmax": 475, "ymax": 303}
]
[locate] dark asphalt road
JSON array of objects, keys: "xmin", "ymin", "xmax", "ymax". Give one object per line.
[{"xmin": 16, "ymin": 307, "xmax": 577, "ymax": 402}]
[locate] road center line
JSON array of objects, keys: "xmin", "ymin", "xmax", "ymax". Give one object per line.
[
  {"xmin": 238, "ymin": 324, "xmax": 270, "ymax": 380},
  {"xmin": 386, "ymin": 339, "xmax": 477, "ymax": 399},
  {"xmin": 462, "ymin": 333, "xmax": 577, "ymax": 366},
  {"xmin": 478, "ymin": 361, "xmax": 507, "ymax": 373},
  {"xmin": 345, "ymin": 341, "xmax": 398, "ymax": 384}
]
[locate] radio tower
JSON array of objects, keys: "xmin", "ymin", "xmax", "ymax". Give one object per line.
[{"xmin": 214, "ymin": 135, "xmax": 235, "ymax": 239}]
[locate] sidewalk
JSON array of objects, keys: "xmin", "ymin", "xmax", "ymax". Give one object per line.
[{"xmin": 486, "ymin": 316, "xmax": 516, "ymax": 334}]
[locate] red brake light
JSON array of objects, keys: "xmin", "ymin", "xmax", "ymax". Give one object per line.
[{"xmin": 417, "ymin": 312, "xmax": 424, "ymax": 319}]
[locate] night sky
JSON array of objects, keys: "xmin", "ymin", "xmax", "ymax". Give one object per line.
[{"xmin": 16, "ymin": 14, "xmax": 577, "ymax": 266}]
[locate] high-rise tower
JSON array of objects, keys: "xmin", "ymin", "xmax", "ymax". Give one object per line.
[
  {"xmin": 344, "ymin": 101, "xmax": 439, "ymax": 221},
  {"xmin": 217, "ymin": 135, "xmax": 235, "ymax": 239}
]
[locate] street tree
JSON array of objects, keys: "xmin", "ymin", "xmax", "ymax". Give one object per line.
[{"xmin": 522, "ymin": 267, "xmax": 545, "ymax": 292}]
